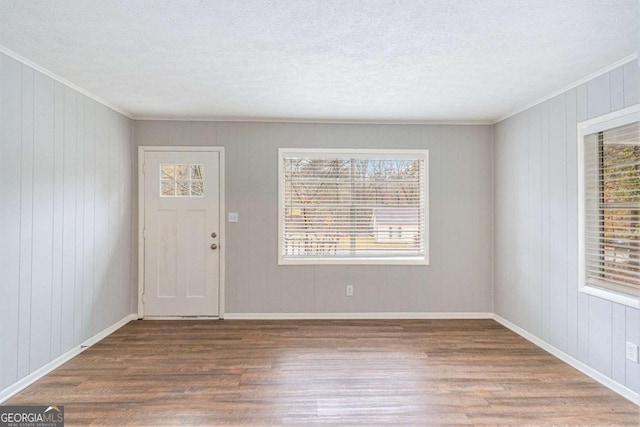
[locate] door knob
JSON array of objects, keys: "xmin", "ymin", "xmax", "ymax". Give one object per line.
[
  {"xmin": 211, "ymin": 232, "xmax": 217, "ymax": 238},
  {"xmin": 211, "ymin": 243, "xmax": 217, "ymax": 250}
]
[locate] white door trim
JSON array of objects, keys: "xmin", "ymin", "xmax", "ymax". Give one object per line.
[{"xmin": 137, "ymin": 146, "xmax": 225, "ymax": 319}]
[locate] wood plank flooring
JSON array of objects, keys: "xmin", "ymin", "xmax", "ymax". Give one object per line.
[{"xmin": 5, "ymin": 320, "xmax": 639, "ymax": 426}]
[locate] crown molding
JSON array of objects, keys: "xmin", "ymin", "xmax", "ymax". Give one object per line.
[
  {"xmin": 494, "ymin": 53, "xmax": 639, "ymax": 124},
  {"xmin": 132, "ymin": 115, "xmax": 493, "ymax": 125},
  {"xmin": 3, "ymin": 43, "xmax": 635, "ymax": 127},
  {"xmin": 0, "ymin": 44, "xmax": 133, "ymax": 119}
]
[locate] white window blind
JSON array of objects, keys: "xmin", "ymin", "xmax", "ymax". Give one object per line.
[
  {"xmin": 583, "ymin": 119, "xmax": 640, "ymax": 298},
  {"xmin": 278, "ymin": 149, "xmax": 428, "ymax": 265}
]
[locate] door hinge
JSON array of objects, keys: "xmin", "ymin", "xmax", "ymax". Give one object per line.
[
  {"xmin": 142, "ymin": 228, "xmax": 146, "ymax": 239},
  {"xmin": 142, "ymin": 293, "xmax": 145, "ymax": 303}
]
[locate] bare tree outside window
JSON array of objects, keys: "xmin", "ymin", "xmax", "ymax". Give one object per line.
[
  {"xmin": 599, "ymin": 134, "xmax": 640, "ymax": 288},
  {"xmin": 582, "ymin": 118, "xmax": 640, "ymax": 298},
  {"xmin": 281, "ymin": 152, "xmax": 427, "ymax": 262}
]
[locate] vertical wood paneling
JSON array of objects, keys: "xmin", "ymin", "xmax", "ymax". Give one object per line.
[
  {"xmin": 0, "ymin": 51, "xmax": 134, "ymax": 396},
  {"xmin": 0, "ymin": 55, "xmax": 22, "ymax": 391},
  {"xmin": 107, "ymin": 110, "xmax": 117, "ymax": 325},
  {"xmin": 82, "ymin": 101, "xmax": 96, "ymax": 341},
  {"xmin": 513, "ymin": 113, "xmax": 529, "ymax": 328},
  {"xmin": 588, "ymin": 297, "xmax": 612, "ymax": 377},
  {"xmin": 610, "ymin": 67, "xmax": 625, "ymax": 111},
  {"xmin": 540, "ymin": 101, "xmax": 551, "ymax": 342},
  {"xmin": 576, "ymin": 83, "xmax": 590, "ymax": 365},
  {"xmin": 527, "ymin": 105, "xmax": 543, "ymax": 338},
  {"xmin": 93, "ymin": 105, "xmax": 109, "ymax": 333},
  {"xmin": 115, "ymin": 115, "xmax": 127, "ymax": 319},
  {"xmin": 124, "ymin": 117, "xmax": 135, "ymax": 315},
  {"xmin": 586, "ymin": 73, "xmax": 611, "ymax": 119},
  {"xmin": 50, "ymin": 82, "xmax": 64, "ymax": 359},
  {"xmin": 548, "ymin": 94, "xmax": 567, "ymax": 351},
  {"xmin": 494, "ymin": 62, "xmax": 640, "ymax": 395},
  {"xmin": 622, "ymin": 62, "xmax": 639, "ymax": 107},
  {"xmin": 17, "ymin": 66, "xmax": 34, "ymax": 379},
  {"xmin": 497, "ymin": 122, "xmax": 513, "ymax": 316},
  {"xmin": 61, "ymin": 87, "xmax": 77, "ymax": 352},
  {"xmin": 577, "ymin": 292, "xmax": 590, "ymax": 364},
  {"xmin": 74, "ymin": 95, "xmax": 85, "ymax": 346},
  {"xmin": 565, "ymin": 88, "xmax": 578, "ymax": 358},
  {"xmin": 611, "ymin": 303, "xmax": 626, "ymax": 385},
  {"xmin": 626, "ymin": 307, "xmax": 640, "ymax": 392},
  {"xmin": 29, "ymin": 73, "xmax": 55, "ymax": 371}
]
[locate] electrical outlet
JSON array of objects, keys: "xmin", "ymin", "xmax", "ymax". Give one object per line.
[
  {"xmin": 228, "ymin": 212, "xmax": 239, "ymax": 223},
  {"xmin": 346, "ymin": 285, "xmax": 354, "ymax": 297},
  {"xmin": 626, "ymin": 342, "xmax": 639, "ymax": 363}
]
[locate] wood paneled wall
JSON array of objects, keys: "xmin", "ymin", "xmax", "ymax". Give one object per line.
[
  {"xmin": 135, "ymin": 121, "xmax": 494, "ymax": 315},
  {"xmin": 494, "ymin": 60, "xmax": 640, "ymax": 394},
  {"xmin": 0, "ymin": 52, "xmax": 135, "ymax": 393}
]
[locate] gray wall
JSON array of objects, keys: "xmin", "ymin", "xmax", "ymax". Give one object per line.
[
  {"xmin": 0, "ymin": 52, "xmax": 135, "ymax": 392},
  {"xmin": 135, "ymin": 121, "xmax": 494, "ymax": 314},
  {"xmin": 494, "ymin": 60, "xmax": 640, "ymax": 394}
]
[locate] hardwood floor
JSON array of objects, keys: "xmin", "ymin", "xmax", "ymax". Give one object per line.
[{"xmin": 6, "ymin": 320, "xmax": 639, "ymax": 426}]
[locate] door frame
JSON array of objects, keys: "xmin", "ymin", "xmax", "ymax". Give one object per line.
[{"xmin": 137, "ymin": 146, "xmax": 226, "ymax": 319}]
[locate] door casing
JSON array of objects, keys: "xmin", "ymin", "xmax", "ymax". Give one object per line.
[{"xmin": 137, "ymin": 146, "xmax": 225, "ymax": 319}]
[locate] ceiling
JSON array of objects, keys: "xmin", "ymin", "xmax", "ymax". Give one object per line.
[{"xmin": 0, "ymin": 0, "xmax": 637, "ymax": 122}]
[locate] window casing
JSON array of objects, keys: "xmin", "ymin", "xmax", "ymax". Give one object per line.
[
  {"xmin": 578, "ymin": 105, "xmax": 640, "ymax": 308},
  {"xmin": 278, "ymin": 149, "xmax": 429, "ymax": 265}
]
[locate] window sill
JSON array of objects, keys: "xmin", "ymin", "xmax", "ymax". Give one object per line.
[
  {"xmin": 279, "ymin": 257, "xmax": 429, "ymax": 266},
  {"xmin": 580, "ymin": 285, "xmax": 640, "ymax": 309}
]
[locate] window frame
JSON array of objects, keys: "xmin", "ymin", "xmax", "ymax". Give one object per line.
[
  {"xmin": 577, "ymin": 104, "xmax": 640, "ymax": 309},
  {"xmin": 278, "ymin": 148, "xmax": 429, "ymax": 266}
]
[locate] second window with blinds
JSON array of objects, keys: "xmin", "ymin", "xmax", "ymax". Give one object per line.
[
  {"xmin": 578, "ymin": 105, "xmax": 640, "ymax": 308},
  {"xmin": 278, "ymin": 149, "xmax": 429, "ymax": 265}
]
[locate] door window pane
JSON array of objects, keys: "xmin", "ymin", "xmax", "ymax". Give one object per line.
[
  {"xmin": 161, "ymin": 181, "xmax": 175, "ymax": 196},
  {"xmin": 161, "ymin": 165, "xmax": 175, "ymax": 180},
  {"xmin": 160, "ymin": 164, "xmax": 205, "ymax": 197},
  {"xmin": 176, "ymin": 165, "xmax": 189, "ymax": 180}
]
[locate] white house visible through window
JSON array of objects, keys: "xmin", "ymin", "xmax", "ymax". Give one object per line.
[
  {"xmin": 578, "ymin": 106, "xmax": 640, "ymax": 308},
  {"xmin": 278, "ymin": 149, "xmax": 429, "ymax": 265}
]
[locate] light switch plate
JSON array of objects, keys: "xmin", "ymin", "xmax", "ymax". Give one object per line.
[
  {"xmin": 626, "ymin": 342, "xmax": 639, "ymax": 363},
  {"xmin": 228, "ymin": 212, "xmax": 239, "ymax": 223}
]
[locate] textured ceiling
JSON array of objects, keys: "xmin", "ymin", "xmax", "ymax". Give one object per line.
[{"xmin": 0, "ymin": 0, "xmax": 637, "ymax": 122}]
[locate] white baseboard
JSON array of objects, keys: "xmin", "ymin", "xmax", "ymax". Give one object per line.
[
  {"xmin": 223, "ymin": 312, "xmax": 494, "ymax": 320},
  {"xmin": 0, "ymin": 314, "xmax": 137, "ymax": 403},
  {"xmin": 142, "ymin": 316, "xmax": 220, "ymax": 320},
  {"xmin": 3, "ymin": 312, "xmax": 636, "ymax": 407},
  {"xmin": 493, "ymin": 314, "xmax": 640, "ymax": 406}
]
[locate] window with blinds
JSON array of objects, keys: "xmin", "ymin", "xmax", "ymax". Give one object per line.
[
  {"xmin": 278, "ymin": 149, "xmax": 429, "ymax": 265},
  {"xmin": 579, "ymin": 107, "xmax": 640, "ymax": 302}
]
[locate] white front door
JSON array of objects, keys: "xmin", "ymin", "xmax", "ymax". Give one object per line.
[{"xmin": 142, "ymin": 150, "xmax": 220, "ymax": 316}]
